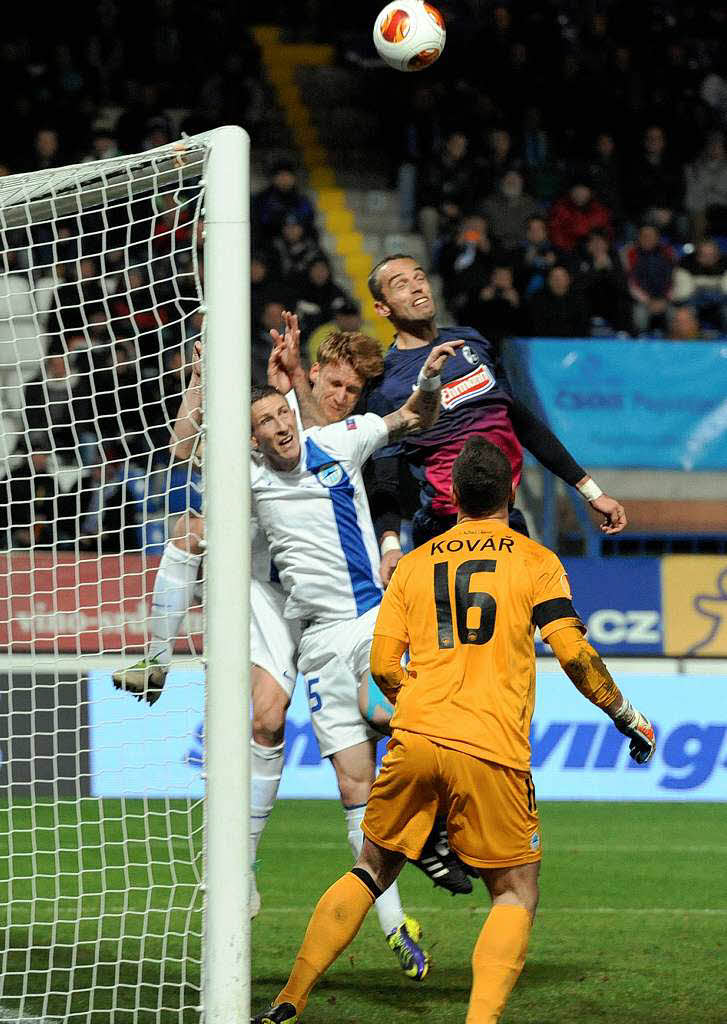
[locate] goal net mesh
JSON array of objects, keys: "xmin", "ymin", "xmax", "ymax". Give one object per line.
[{"xmin": 0, "ymin": 139, "xmax": 211, "ymax": 1023}]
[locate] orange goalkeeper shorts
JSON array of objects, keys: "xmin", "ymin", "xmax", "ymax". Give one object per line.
[{"xmin": 362, "ymin": 729, "xmax": 542, "ymax": 869}]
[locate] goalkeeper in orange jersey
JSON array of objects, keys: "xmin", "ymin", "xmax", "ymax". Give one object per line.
[{"xmin": 252, "ymin": 436, "xmax": 655, "ymax": 1024}]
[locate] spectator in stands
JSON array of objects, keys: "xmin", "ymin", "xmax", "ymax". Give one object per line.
[
  {"xmin": 1, "ymin": 435, "xmax": 61, "ymax": 547},
  {"xmin": 253, "ymin": 300, "xmax": 284, "ymax": 388},
  {"xmin": 48, "ymin": 257, "xmax": 105, "ymax": 336},
  {"xmin": 306, "ymin": 297, "xmax": 363, "ymax": 365},
  {"xmin": 479, "ymin": 170, "xmax": 539, "ymax": 253},
  {"xmin": 606, "ymin": 46, "xmax": 645, "ymax": 130},
  {"xmin": 91, "ymin": 342, "xmax": 148, "ymax": 456},
  {"xmin": 521, "ymin": 106, "xmax": 562, "ymax": 203},
  {"xmin": 142, "ymin": 115, "xmax": 172, "ymax": 152},
  {"xmin": 79, "ymin": 442, "xmax": 147, "ymax": 552},
  {"xmin": 0, "ymin": 249, "xmax": 54, "ymax": 415},
  {"xmin": 527, "ymin": 265, "xmax": 590, "ymax": 337},
  {"xmin": 575, "ymin": 231, "xmax": 633, "ymax": 335},
  {"xmin": 624, "ymin": 125, "xmax": 684, "ymax": 233},
  {"xmin": 672, "ymin": 239, "xmax": 727, "ymax": 333},
  {"xmin": 514, "ymin": 216, "xmax": 559, "ymax": 297},
  {"xmin": 296, "ymin": 255, "xmax": 352, "ymax": 338},
  {"xmin": 685, "ymin": 132, "xmax": 727, "ymax": 240},
  {"xmin": 480, "ymin": 128, "xmax": 520, "ymax": 194},
  {"xmin": 114, "ymin": 81, "xmax": 167, "ymax": 154},
  {"xmin": 621, "ymin": 224, "xmax": 675, "ymax": 334},
  {"xmin": 82, "ymin": 126, "xmax": 121, "ymax": 163},
  {"xmin": 700, "ymin": 62, "xmax": 727, "ymax": 129},
  {"xmin": 417, "ymin": 130, "xmax": 477, "ymax": 258},
  {"xmin": 667, "ymin": 306, "xmax": 703, "ymax": 340},
  {"xmin": 112, "ymin": 265, "xmax": 168, "ymax": 366},
  {"xmin": 462, "ymin": 263, "xmax": 522, "ymax": 347},
  {"xmin": 251, "ymin": 249, "xmax": 284, "ymax": 329},
  {"xmin": 252, "ymin": 159, "xmax": 316, "ymax": 243},
  {"xmin": 396, "ymin": 84, "xmax": 448, "ymax": 230},
  {"xmin": 521, "ymin": 106, "xmax": 548, "ymax": 176},
  {"xmin": 32, "ymin": 128, "xmax": 63, "ymax": 170},
  {"xmin": 548, "ymin": 179, "xmax": 612, "ymax": 256},
  {"xmin": 436, "ymin": 214, "xmax": 498, "ymax": 317},
  {"xmin": 23, "ymin": 354, "xmax": 94, "ymax": 461},
  {"xmin": 152, "ymin": 195, "xmax": 193, "ymax": 257},
  {"xmin": 273, "ymin": 214, "xmax": 320, "ymax": 283},
  {"xmin": 587, "ymin": 132, "xmax": 624, "ymax": 228}
]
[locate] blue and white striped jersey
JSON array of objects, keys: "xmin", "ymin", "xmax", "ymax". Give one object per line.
[{"xmin": 251, "ymin": 413, "xmax": 388, "ymax": 623}]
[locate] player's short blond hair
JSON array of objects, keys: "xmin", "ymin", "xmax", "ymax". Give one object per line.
[{"xmin": 316, "ymin": 331, "xmax": 384, "ymax": 383}]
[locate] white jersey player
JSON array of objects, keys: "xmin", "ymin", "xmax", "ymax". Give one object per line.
[
  {"xmin": 249, "ymin": 338, "xmax": 462, "ymax": 979},
  {"xmin": 112, "ymin": 319, "xmax": 388, "ymax": 914}
]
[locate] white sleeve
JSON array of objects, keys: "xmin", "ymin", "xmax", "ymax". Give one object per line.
[{"xmin": 311, "ymin": 413, "xmax": 389, "ymax": 467}]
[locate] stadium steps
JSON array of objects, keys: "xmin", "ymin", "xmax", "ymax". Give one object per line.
[
  {"xmin": 252, "ymin": 27, "xmax": 446, "ymax": 342},
  {"xmin": 252, "ymin": 25, "xmax": 395, "ymax": 346}
]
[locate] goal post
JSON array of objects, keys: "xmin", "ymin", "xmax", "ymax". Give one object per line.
[
  {"xmin": 203, "ymin": 127, "xmax": 251, "ymax": 1024},
  {"xmin": 0, "ymin": 125, "xmax": 250, "ymax": 1023}
]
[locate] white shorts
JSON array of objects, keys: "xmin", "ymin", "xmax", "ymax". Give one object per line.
[
  {"xmin": 297, "ymin": 605, "xmax": 380, "ymax": 759},
  {"xmin": 250, "ymin": 578, "xmax": 300, "ymax": 698}
]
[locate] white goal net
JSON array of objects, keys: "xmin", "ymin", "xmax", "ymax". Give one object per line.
[{"xmin": 0, "ymin": 128, "xmax": 250, "ymax": 1023}]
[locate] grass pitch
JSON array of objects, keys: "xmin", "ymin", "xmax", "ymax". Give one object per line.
[
  {"xmin": 255, "ymin": 801, "xmax": 726, "ymax": 1024},
  {"xmin": 1, "ymin": 800, "xmax": 725, "ymax": 1023}
]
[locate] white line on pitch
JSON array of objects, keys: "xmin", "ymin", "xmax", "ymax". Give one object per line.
[
  {"xmin": 0, "ymin": 1012, "xmax": 63, "ymax": 1023},
  {"xmin": 255, "ymin": 906, "xmax": 727, "ymax": 915}
]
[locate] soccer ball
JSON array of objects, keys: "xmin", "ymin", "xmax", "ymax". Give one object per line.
[{"xmin": 373, "ymin": 1, "xmax": 446, "ymax": 72}]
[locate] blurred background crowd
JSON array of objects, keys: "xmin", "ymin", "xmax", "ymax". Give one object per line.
[{"xmin": 1, "ymin": 0, "xmax": 726, "ymax": 550}]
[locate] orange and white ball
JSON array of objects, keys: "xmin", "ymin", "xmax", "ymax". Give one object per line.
[{"xmin": 373, "ymin": 0, "xmax": 446, "ymax": 72}]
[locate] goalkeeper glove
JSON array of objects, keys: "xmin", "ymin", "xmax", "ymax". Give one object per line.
[{"xmin": 612, "ymin": 698, "xmax": 656, "ymax": 764}]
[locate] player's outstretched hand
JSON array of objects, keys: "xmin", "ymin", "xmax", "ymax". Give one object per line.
[
  {"xmin": 420, "ymin": 339, "xmax": 464, "ymax": 379},
  {"xmin": 267, "ymin": 344, "xmax": 290, "ymax": 393},
  {"xmin": 268, "ymin": 310, "xmax": 303, "ymax": 392},
  {"xmin": 613, "ymin": 699, "xmax": 656, "ymax": 764},
  {"xmin": 272, "ymin": 311, "xmax": 302, "ymax": 366},
  {"xmin": 590, "ymin": 493, "xmax": 627, "ymax": 534}
]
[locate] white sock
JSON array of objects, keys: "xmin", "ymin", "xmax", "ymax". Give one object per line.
[
  {"xmin": 250, "ymin": 740, "xmax": 284, "ymax": 861},
  {"xmin": 148, "ymin": 541, "xmax": 202, "ymax": 665},
  {"xmin": 344, "ymin": 804, "xmax": 406, "ymax": 936}
]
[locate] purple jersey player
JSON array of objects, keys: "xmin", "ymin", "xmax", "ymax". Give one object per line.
[{"xmin": 363, "ymin": 254, "xmax": 627, "ymax": 581}]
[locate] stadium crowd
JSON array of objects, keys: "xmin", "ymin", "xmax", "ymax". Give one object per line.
[{"xmin": 1, "ymin": 1, "xmax": 726, "ymax": 551}]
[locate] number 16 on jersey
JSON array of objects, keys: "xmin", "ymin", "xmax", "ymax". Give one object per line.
[{"xmin": 434, "ymin": 559, "xmax": 498, "ymax": 648}]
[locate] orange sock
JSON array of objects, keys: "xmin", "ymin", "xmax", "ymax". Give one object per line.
[
  {"xmin": 466, "ymin": 904, "xmax": 531, "ymax": 1023},
  {"xmin": 275, "ymin": 871, "xmax": 375, "ymax": 1015}
]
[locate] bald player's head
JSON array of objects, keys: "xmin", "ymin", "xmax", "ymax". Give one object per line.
[{"xmin": 368, "ymin": 255, "xmax": 436, "ymax": 326}]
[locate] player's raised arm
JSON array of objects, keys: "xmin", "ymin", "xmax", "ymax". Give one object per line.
[
  {"xmin": 171, "ymin": 339, "xmax": 203, "ymax": 460},
  {"xmin": 508, "ymin": 397, "xmax": 627, "ymax": 534},
  {"xmin": 383, "ymin": 340, "xmax": 463, "ymax": 440},
  {"xmin": 268, "ymin": 309, "xmax": 326, "ymax": 428},
  {"xmin": 547, "ymin": 625, "xmax": 655, "ymax": 764}
]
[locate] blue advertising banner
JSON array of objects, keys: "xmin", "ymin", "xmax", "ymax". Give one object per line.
[
  {"xmin": 88, "ymin": 669, "xmax": 205, "ymax": 798},
  {"xmin": 505, "ymin": 339, "xmax": 727, "ymax": 469},
  {"xmin": 531, "ymin": 670, "xmax": 727, "ymax": 801},
  {"xmin": 535, "ymin": 557, "xmax": 663, "ymax": 655},
  {"xmin": 88, "ymin": 665, "xmax": 727, "ymax": 802}
]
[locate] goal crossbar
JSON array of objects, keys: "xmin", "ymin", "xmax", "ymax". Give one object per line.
[{"xmin": 0, "ymin": 142, "xmax": 209, "ymax": 229}]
